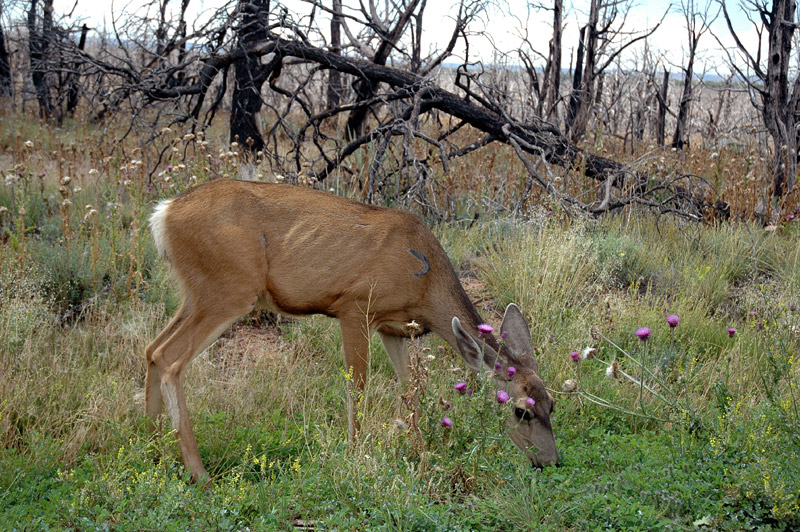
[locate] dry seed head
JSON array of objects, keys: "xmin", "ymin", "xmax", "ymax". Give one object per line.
[
  {"xmin": 60, "ymin": 176, "xmax": 72, "ymax": 186},
  {"xmin": 563, "ymin": 379, "xmax": 578, "ymax": 393},
  {"xmin": 404, "ymin": 320, "xmax": 423, "ymax": 335},
  {"xmin": 605, "ymin": 361, "xmax": 620, "ymax": 379}
]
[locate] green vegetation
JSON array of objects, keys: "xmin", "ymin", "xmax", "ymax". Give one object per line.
[{"xmin": 1, "ymin": 118, "xmax": 799, "ymax": 531}]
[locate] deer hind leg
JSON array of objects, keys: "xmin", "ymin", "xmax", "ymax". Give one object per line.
[
  {"xmin": 150, "ymin": 299, "xmax": 253, "ymax": 481},
  {"xmin": 145, "ymin": 302, "xmax": 191, "ymax": 431},
  {"xmin": 339, "ymin": 317, "xmax": 373, "ymax": 442}
]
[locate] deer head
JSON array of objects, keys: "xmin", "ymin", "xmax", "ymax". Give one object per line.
[{"xmin": 452, "ymin": 304, "xmax": 558, "ymax": 468}]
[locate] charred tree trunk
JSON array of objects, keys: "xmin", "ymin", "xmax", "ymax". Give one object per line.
[
  {"xmin": 230, "ymin": 0, "xmax": 270, "ymax": 155},
  {"xmin": 655, "ymin": 68, "xmax": 669, "ymax": 146},
  {"xmin": 566, "ymin": 25, "xmax": 586, "ymax": 134},
  {"xmin": 28, "ymin": 0, "xmax": 54, "ymax": 119},
  {"xmin": 763, "ymin": 0, "xmax": 798, "ymax": 198},
  {"xmin": 672, "ymin": 44, "xmax": 696, "ymax": 150},
  {"xmin": 65, "ymin": 24, "xmax": 89, "ymax": 116},
  {"xmin": 327, "ymin": 0, "xmax": 343, "ymax": 109},
  {"xmin": 344, "ymin": 0, "xmax": 422, "ymax": 139},
  {"xmin": 546, "ymin": 0, "xmax": 563, "ymax": 122},
  {"xmin": 0, "ymin": 13, "xmax": 11, "ymax": 97},
  {"xmin": 567, "ymin": 0, "xmax": 599, "ymax": 141}
]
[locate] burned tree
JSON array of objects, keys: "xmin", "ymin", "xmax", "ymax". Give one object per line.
[
  {"xmin": 565, "ymin": 0, "xmax": 664, "ymax": 141},
  {"xmin": 230, "ymin": 0, "xmax": 272, "ymax": 155},
  {"xmin": 671, "ymin": 0, "xmax": 717, "ymax": 151},
  {"xmin": 0, "ymin": 1, "xmax": 10, "ymax": 97},
  {"xmin": 720, "ymin": 0, "xmax": 799, "ymax": 199}
]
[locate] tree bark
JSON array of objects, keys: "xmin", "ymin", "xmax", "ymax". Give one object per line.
[
  {"xmin": 0, "ymin": 13, "xmax": 11, "ymax": 97},
  {"xmin": 763, "ymin": 0, "xmax": 798, "ymax": 197},
  {"xmin": 65, "ymin": 24, "xmax": 89, "ymax": 116},
  {"xmin": 343, "ymin": 0, "xmax": 423, "ymax": 139},
  {"xmin": 327, "ymin": 0, "xmax": 343, "ymax": 109},
  {"xmin": 230, "ymin": 0, "xmax": 270, "ymax": 155},
  {"xmin": 546, "ymin": 0, "xmax": 563, "ymax": 122},
  {"xmin": 28, "ymin": 0, "xmax": 54, "ymax": 119},
  {"xmin": 655, "ymin": 68, "xmax": 669, "ymax": 146},
  {"xmin": 672, "ymin": 39, "xmax": 697, "ymax": 150}
]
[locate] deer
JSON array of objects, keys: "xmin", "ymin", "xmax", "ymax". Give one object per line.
[{"xmin": 145, "ymin": 179, "xmax": 558, "ymax": 480}]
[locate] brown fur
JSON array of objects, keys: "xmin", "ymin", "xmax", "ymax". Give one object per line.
[{"xmin": 145, "ymin": 180, "xmax": 557, "ymax": 480}]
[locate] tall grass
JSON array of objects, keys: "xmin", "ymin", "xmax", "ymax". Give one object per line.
[{"xmin": 1, "ymin": 113, "xmax": 799, "ymax": 530}]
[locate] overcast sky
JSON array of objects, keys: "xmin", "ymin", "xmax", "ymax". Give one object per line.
[{"xmin": 46, "ymin": 0, "xmax": 762, "ymax": 75}]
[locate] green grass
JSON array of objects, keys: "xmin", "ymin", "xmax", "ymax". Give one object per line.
[{"xmin": 1, "ymin": 120, "xmax": 800, "ymax": 531}]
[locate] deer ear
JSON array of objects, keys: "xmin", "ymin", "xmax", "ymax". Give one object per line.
[
  {"xmin": 452, "ymin": 317, "xmax": 496, "ymax": 374},
  {"xmin": 500, "ymin": 303, "xmax": 538, "ymax": 373}
]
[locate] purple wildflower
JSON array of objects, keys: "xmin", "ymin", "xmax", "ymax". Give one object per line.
[
  {"xmin": 496, "ymin": 390, "xmax": 510, "ymax": 403},
  {"xmin": 441, "ymin": 417, "xmax": 452, "ymax": 428},
  {"xmin": 477, "ymin": 323, "xmax": 494, "ymax": 337},
  {"xmin": 727, "ymin": 327, "xmax": 736, "ymax": 338},
  {"xmin": 666, "ymin": 315, "xmax": 680, "ymax": 328},
  {"xmin": 500, "ymin": 331, "xmax": 509, "ymax": 340},
  {"xmin": 454, "ymin": 382, "xmax": 467, "ymax": 394},
  {"xmin": 570, "ymin": 351, "xmax": 580, "ymax": 362},
  {"xmin": 635, "ymin": 327, "xmax": 651, "ymax": 341},
  {"xmin": 507, "ymin": 366, "xmax": 517, "ymax": 379},
  {"xmin": 526, "ymin": 397, "xmax": 536, "ymax": 408},
  {"xmin": 494, "ymin": 362, "xmax": 502, "ymax": 371}
]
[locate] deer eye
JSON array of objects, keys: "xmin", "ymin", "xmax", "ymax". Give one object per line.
[{"xmin": 514, "ymin": 407, "xmax": 532, "ymax": 421}]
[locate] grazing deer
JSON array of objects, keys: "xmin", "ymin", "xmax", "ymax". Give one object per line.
[{"xmin": 146, "ymin": 179, "xmax": 558, "ymax": 480}]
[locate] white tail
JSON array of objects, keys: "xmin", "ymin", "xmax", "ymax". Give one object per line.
[{"xmin": 146, "ymin": 179, "xmax": 557, "ymax": 480}]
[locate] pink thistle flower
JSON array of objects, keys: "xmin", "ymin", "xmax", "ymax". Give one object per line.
[
  {"xmin": 477, "ymin": 323, "xmax": 494, "ymax": 337},
  {"xmin": 496, "ymin": 390, "xmax": 510, "ymax": 403},
  {"xmin": 500, "ymin": 331, "xmax": 509, "ymax": 340},
  {"xmin": 570, "ymin": 351, "xmax": 580, "ymax": 362},
  {"xmin": 441, "ymin": 417, "xmax": 452, "ymax": 428},
  {"xmin": 506, "ymin": 366, "xmax": 517, "ymax": 379},
  {"xmin": 526, "ymin": 397, "xmax": 536, "ymax": 408},
  {"xmin": 494, "ymin": 362, "xmax": 502, "ymax": 371},
  {"xmin": 454, "ymin": 382, "xmax": 467, "ymax": 394},
  {"xmin": 635, "ymin": 327, "xmax": 651, "ymax": 341},
  {"xmin": 444, "ymin": 402, "xmax": 451, "ymax": 410},
  {"xmin": 666, "ymin": 314, "xmax": 680, "ymax": 328},
  {"xmin": 727, "ymin": 327, "xmax": 736, "ymax": 337}
]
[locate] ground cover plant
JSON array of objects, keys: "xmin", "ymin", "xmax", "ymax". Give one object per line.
[{"xmin": 1, "ymin": 115, "xmax": 799, "ymax": 531}]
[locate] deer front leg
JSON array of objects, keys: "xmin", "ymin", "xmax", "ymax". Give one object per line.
[
  {"xmin": 378, "ymin": 331, "xmax": 410, "ymax": 386},
  {"xmin": 339, "ymin": 318, "xmax": 372, "ymax": 441}
]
